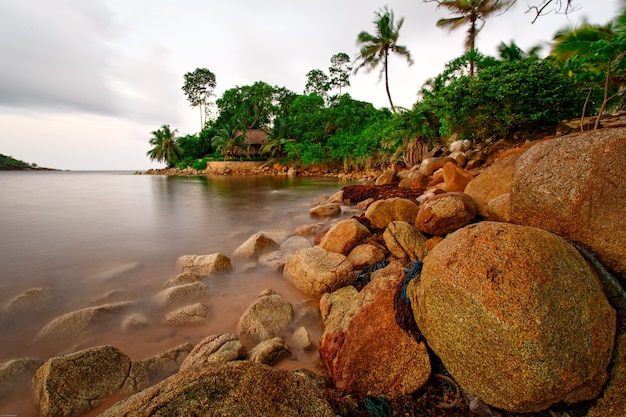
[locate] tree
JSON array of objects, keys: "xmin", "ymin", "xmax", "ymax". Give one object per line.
[
  {"xmin": 304, "ymin": 69, "xmax": 330, "ymax": 100},
  {"xmin": 329, "ymin": 52, "xmax": 352, "ymax": 97},
  {"xmin": 215, "ymin": 81, "xmax": 281, "ymax": 131},
  {"xmin": 354, "ymin": 6, "xmax": 413, "ymax": 113},
  {"xmin": 182, "ymin": 68, "xmax": 217, "ymax": 130},
  {"xmin": 211, "ymin": 125, "xmax": 244, "ymax": 160},
  {"xmin": 427, "ymin": 0, "xmax": 513, "ymax": 75},
  {"xmin": 147, "ymin": 124, "xmax": 183, "ymax": 168}
]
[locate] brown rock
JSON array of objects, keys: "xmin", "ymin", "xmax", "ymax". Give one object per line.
[
  {"xmin": 409, "ymin": 221, "xmax": 616, "ymax": 413},
  {"xmin": 283, "ymin": 246, "xmax": 355, "ymax": 297},
  {"xmin": 162, "ymin": 271, "xmax": 201, "ymax": 289},
  {"xmin": 347, "ymin": 244, "xmax": 386, "ymax": 269},
  {"xmin": 309, "ymin": 203, "xmax": 341, "ymax": 218},
  {"xmin": 141, "ymin": 342, "xmax": 194, "ymax": 382},
  {"xmin": 440, "ymin": 162, "xmax": 473, "ymax": 192},
  {"xmin": 375, "ymin": 168, "xmax": 396, "ymax": 185},
  {"xmin": 464, "ymin": 149, "xmax": 525, "ymax": 220},
  {"xmin": 419, "ymin": 156, "xmax": 455, "ymax": 176},
  {"xmin": 236, "ymin": 290, "xmax": 294, "ymax": 343},
  {"xmin": 415, "ymin": 192, "xmax": 477, "ymax": 236},
  {"xmin": 153, "ymin": 282, "xmax": 209, "ymax": 309},
  {"xmin": 586, "ymin": 333, "xmax": 626, "ymax": 417},
  {"xmin": 424, "ymin": 236, "xmax": 444, "ymax": 251},
  {"xmin": 98, "ymin": 361, "xmax": 335, "ymax": 417},
  {"xmin": 34, "ymin": 345, "xmax": 149, "ymax": 417},
  {"xmin": 383, "ymin": 221, "xmax": 428, "ymax": 261},
  {"xmin": 319, "ymin": 219, "xmax": 371, "ymax": 255},
  {"xmin": 232, "ymin": 232, "xmax": 278, "ymax": 259},
  {"xmin": 294, "ymin": 222, "xmax": 326, "ymax": 237},
  {"xmin": 248, "ymin": 337, "xmax": 290, "ymax": 365},
  {"xmin": 319, "ymin": 261, "xmax": 431, "ymax": 399},
  {"xmin": 176, "ymin": 253, "xmax": 232, "ymax": 277},
  {"xmin": 0, "ymin": 357, "xmax": 43, "ymax": 399},
  {"xmin": 181, "ymin": 333, "xmax": 246, "ymax": 371},
  {"xmin": 509, "ymin": 129, "xmax": 626, "ymax": 279},
  {"xmin": 163, "ymin": 302, "xmax": 210, "ymax": 325},
  {"xmin": 365, "ymin": 197, "xmax": 419, "ymax": 229}
]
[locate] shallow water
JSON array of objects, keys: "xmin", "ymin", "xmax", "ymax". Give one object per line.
[{"xmin": 0, "ymin": 171, "xmax": 347, "ymax": 415}]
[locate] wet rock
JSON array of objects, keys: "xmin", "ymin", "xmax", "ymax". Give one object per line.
[
  {"xmin": 509, "ymin": 129, "xmax": 626, "ymax": 279},
  {"xmin": 34, "ymin": 345, "xmax": 149, "ymax": 417},
  {"xmin": 284, "ymin": 246, "xmax": 355, "ymax": 297},
  {"xmin": 248, "ymin": 337, "xmax": 290, "ymax": 365},
  {"xmin": 293, "ymin": 305, "xmax": 322, "ymax": 327},
  {"xmin": 347, "ymin": 243, "xmax": 386, "ymax": 269},
  {"xmin": 176, "ymin": 253, "xmax": 232, "ymax": 277},
  {"xmin": 162, "ymin": 271, "xmax": 201, "ymax": 289},
  {"xmin": 415, "ymin": 192, "xmax": 477, "ymax": 236},
  {"xmin": 3, "ymin": 287, "xmax": 54, "ymax": 316},
  {"xmin": 291, "ymin": 326, "xmax": 314, "ymax": 351},
  {"xmin": 141, "ymin": 342, "xmax": 193, "ymax": 382},
  {"xmin": 383, "ymin": 220, "xmax": 428, "ymax": 262},
  {"xmin": 280, "ymin": 235, "xmax": 313, "ymax": 252},
  {"xmin": 294, "ymin": 222, "xmax": 326, "ymax": 237},
  {"xmin": 319, "ymin": 218, "xmax": 371, "ymax": 255},
  {"xmin": 153, "ymin": 282, "xmax": 209, "ymax": 309},
  {"xmin": 309, "ymin": 203, "xmax": 341, "ymax": 218},
  {"xmin": 419, "ymin": 156, "xmax": 454, "ymax": 176},
  {"xmin": 98, "ymin": 361, "xmax": 335, "ymax": 417},
  {"xmin": 34, "ymin": 302, "xmax": 134, "ymax": 347},
  {"xmin": 409, "ymin": 221, "xmax": 616, "ymax": 413},
  {"xmin": 163, "ymin": 302, "xmax": 210, "ymax": 325},
  {"xmin": 258, "ymin": 236, "xmax": 314, "ymax": 271},
  {"xmin": 180, "ymin": 333, "xmax": 246, "ymax": 371},
  {"xmin": 236, "ymin": 290, "xmax": 294, "ymax": 343},
  {"xmin": 319, "ymin": 286, "xmax": 358, "ymax": 327},
  {"xmin": 374, "ymin": 168, "xmax": 396, "ymax": 185},
  {"xmin": 0, "ymin": 357, "xmax": 43, "ymax": 399},
  {"xmin": 448, "ymin": 150, "xmax": 467, "ymax": 167},
  {"xmin": 464, "ymin": 149, "xmax": 525, "ymax": 220},
  {"xmin": 449, "ymin": 139, "xmax": 472, "ymax": 152},
  {"xmin": 232, "ymin": 232, "xmax": 279, "ymax": 259},
  {"xmin": 586, "ymin": 333, "xmax": 626, "ymax": 417},
  {"xmin": 342, "ymin": 184, "xmax": 423, "ymax": 204},
  {"xmin": 319, "ymin": 261, "xmax": 431, "ymax": 399},
  {"xmin": 356, "ymin": 197, "xmax": 375, "ymax": 211},
  {"xmin": 327, "ymin": 189, "xmax": 345, "ymax": 203},
  {"xmin": 121, "ymin": 313, "xmax": 150, "ymax": 333},
  {"xmin": 364, "ymin": 197, "xmax": 419, "ymax": 229},
  {"xmin": 258, "ymin": 229, "xmax": 292, "ymax": 245}
]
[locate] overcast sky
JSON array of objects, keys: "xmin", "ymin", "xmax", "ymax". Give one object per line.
[{"xmin": 0, "ymin": 0, "xmax": 621, "ymax": 170}]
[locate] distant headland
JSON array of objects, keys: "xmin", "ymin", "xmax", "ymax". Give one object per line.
[{"xmin": 0, "ymin": 154, "xmax": 58, "ymax": 171}]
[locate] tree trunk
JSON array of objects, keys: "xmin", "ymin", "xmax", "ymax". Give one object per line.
[{"xmin": 384, "ymin": 49, "xmax": 396, "ymax": 113}]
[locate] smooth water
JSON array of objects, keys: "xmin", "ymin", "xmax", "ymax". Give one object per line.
[{"xmin": 0, "ymin": 171, "xmax": 345, "ymax": 415}]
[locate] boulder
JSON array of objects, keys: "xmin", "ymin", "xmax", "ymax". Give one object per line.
[
  {"xmin": 291, "ymin": 326, "xmax": 314, "ymax": 351},
  {"xmin": 98, "ymin": 361, "xmax": 335, "ymax": 417},
  {"xmin": 415, "ymin": 192, "xmax": 477, "ymax": 236},
  {"xmin": 280, "ymin": 235, "xmax": 313, "ymax": 252},
  {"xmin": 33, "ymin": 345, "xmax": 149, "ymax": 417},
  {"xmin": 163, "ymin": 302, "xmax": 210, "ymax": 325},
  {"xmin": 464, "ymin": 148, "xmax": 525, "ymax": 220},
  {"xmin": 3, "ymin": 287, "xmax": 54, "ymax": 315},
  {"xmin": 439, "ymin": 161, "xmax": 473, "ymax": 192},
  {"xmin": 176, "ymin": 253, "xmax": 232, "ymax": 277},
  {"xmin": 448, "ymin": 150, "xmax": 467, "ymax": 167},
  {"xmin": 294, "ymin": 222, "xmax": 326, "ymax": 237},
  {"xmin": 162, "ymin": 271, "xmax": 201, "ymax": 289},
  {"xmin": 141, "ymin": 342, "xmax": 194, "ymax": 382},
  {"xmin": 419, "ymin": 156, "xmax": 455, "ymax": 176},
  {"xmin": 374, "ymin": 168, "xmax": 396, "ymax": 185},
  {"xmin": 180, "ymin": 333, "xmax": 246, "ymax": 371},
  {"xmin": 364, "ymin": 197, "xmax": 419, "ymax": 229},
  {"xmin": 121, "ymin": 313, "xmax": 150, "ymax": 333},
  {"xmin": 383, "ymin": 221, "xmax": 428, "ymax": 261},
  {"xmin": 248, "ymin": 337, "xmax": 291, "ymax": 365},
  {"xmin": 232, "ymin": 233, "xmax": 278, "ymax": 259},
  {"xmin": 284, "ymin": 246, "xmax": 355, "ymax": 297},
  {"xmin": 293, "ymin": 305, "xmax": 322, "ymax": 327},
  {"xmin": 236, "ymin": 290, "xmax": 294, "ymax": 343},
  {"xmin": 259, "ymin": 236, "xmax": 315, "ymax": 271},
  {"xmin": 34, "ymin": 302, "xmax": 134, "ymax": 347},
  {"xmin": 258, "ymin": 229, "xmax": 292, "ymax": 245},
  {"xmin": 0, "ymin": 357, "xmax": 43, "ymax": 399},
  {"xmin": 153, "ymin": 282, "xmax": 209, "ymax": 309},
  {"xmin": 319, "ymin": 261, "xmax": 431, "ymax": 399},
  {"xmin": 309, "ymin": 203, "xmax": 341, "ymax": 218},
  {"xmin": 319, "ymin": 218, "xmax": 371, "ymax": 255},
  {"xmin": 509, "ymin": 129, "xmax": 626, "ymax": 279},
  {"xmin": 409, "ymin": 221, "xmax": 616, "ymax": 412},
  {"xmin": 347, "ymin": 244, "xmax": 387, "ymax": 270}
]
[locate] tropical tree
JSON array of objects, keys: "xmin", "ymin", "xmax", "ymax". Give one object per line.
[
  {"xmin": 211, "ymin": 125, "xmax": 245, "ymax": 160},
  {"xmin": 354, "ymin": 6, "xmax": 413, "ymax": 113},
  {"xmin": 329, "ymin": 52, "xmax": 352, "ymax": 97},
  {"xmin": 182, "ymin": 68, "xmax": 217, "ymax": 130},
  {"xmin": 427, "ymin": 0, "xmax": 513, "ymax": 75},
  {"xmin": 147, "ymin": 124, "xmax": 183, "ymax": 168},
  {"xmin": 304, "ymin": 69, "xmax": 330, "ymax": 100}
]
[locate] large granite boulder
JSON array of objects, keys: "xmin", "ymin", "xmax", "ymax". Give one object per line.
[
  {"xmin": 33, "ymin": 345, "xmax": 149, "ymax": 417},
  {"xmin": 415, "ymin": 192, "xmax": 477, "ymax": 236},
  {"xmin": 464, "ymin": 148, "xmax": 525, "ymax": 221},
  {"xmin": 319, "ymin": 261, "xmax": 431, "ymax": 399},
  {"xmin": 586, "ymin": 333, "xmax": 626, "ymax": 417},
  {"xmin": 98, "ymin": 361, "xmax": 335, "ymax": 417},
  {"xmin": 364, "ymin": 197, "xmax": 419, "ymax": 229},
  {"xmin": 236, "ymin": 290, "xmax": 294, "ymax": 344},
  {"xmin": 319, "ymin": 218, "xmax": 371, "ymax": 255},
  {"xmin": 509, "ymin": 128, "xmax": 626, "ymax": 279},
  {"xmin": 409, "ymin": 221, "xmax": 616, "ymax": 413},
  {"xmin": 284, "ymin": 246, "xmax": 355, "ymax": 297}
]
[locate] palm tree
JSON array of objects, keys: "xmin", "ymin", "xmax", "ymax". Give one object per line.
[
  {"xmin": 429, "ymin": 0, "xmax": 512, "ymax": 75},
  {"xmin": 354, "ymin": 6, "xmax": 413, "ymax": 113},
  {"xmin": 212, "ymin": 125, "xmax": 243, "ymax": 160},
  {"xmin": 147, "ymin": 124, "xmax": 183, "ymax": 168}
]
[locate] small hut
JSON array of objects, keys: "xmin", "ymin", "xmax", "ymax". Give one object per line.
[{"xmin": 234, "ymin": 129, "xmax": 269, "ymax": 156}]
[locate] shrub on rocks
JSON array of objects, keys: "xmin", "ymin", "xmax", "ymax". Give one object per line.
[
  {"xmin": 409, "ymin": 221, "xmax": 616, "ymax": 413},
  {"xmin": 283, "ymin": 246, "xmax": 355, "ymax": 297}
]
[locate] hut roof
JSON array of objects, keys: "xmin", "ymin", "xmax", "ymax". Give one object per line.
[{"xmin": 235, "ymin": 129, "xmax": 268, "ymax": 145}]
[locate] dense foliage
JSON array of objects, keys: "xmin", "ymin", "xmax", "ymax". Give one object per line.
[
  {"xmin": 148, "ymin": 6, "xmax": 625, "ymax": 171},
  {"xmin": 0, "ymin": 154, "xmax": 38, "ymax": 170}
]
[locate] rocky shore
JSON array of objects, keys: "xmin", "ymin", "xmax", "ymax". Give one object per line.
[{"xmin": 2, "ymin": 128, "xmax": 625, "ymax": 416}]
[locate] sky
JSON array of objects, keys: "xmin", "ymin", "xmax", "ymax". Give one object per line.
[{"xmin": 0, "ymin": 0, "xmax": 622, "ymax": 170}]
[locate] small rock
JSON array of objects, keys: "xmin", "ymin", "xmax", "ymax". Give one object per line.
[
  {"xmin": 364, "ymin": 197, "xmax": 419, "ymax": 229},
  {"xmin": 0, "ymin": 357, "xmax": 44, "ymax": 399},
  {"xmin": 439, "ymin": 161, "xmax": 473, "ymax": 192},
  {"xmin": 319, "ymin": 218, "xmax": 371, "ymax": 255},
  {"xmin": 374, "ymin": 168, "xmax": 396, "ymax": 185},
  {"xmin": 3, "ymin": 287, "xmax": 54, "ymax": 315},
  {"xmin": 309, "ymin": 203, "xmax": 342, "ymax": 218},
  {"xmin": 141, "ymin": 342, "xmax": 194, "ymax": 382},
  {"xmin": 121, "ymin": 313, "xmax": 150, "ymax": 333},
  {"xmin": 180, "ymin": 334, "xmax": 246, "ymax": 371},
  {"xmin": 236, "ymin": 290, "xmax": 294, "ymax": 343},
  {"xmin": 291, "ymin": 326, "xmax": 314, "ymax": 351},
  {"xmin": 163, "ymin": 302, "xmax": 210, "ymax": 325},
  {"xmin": 153, "ymin": 282, "xmax": 209, "ymax": 309},
  {"xmin": 347, "ymin": 244, "xmax": 387, "ymax": 270},
  {"xmin": 419, "ymin": 156, "xmax": 454, "ymax": 176},
  {"xmin": 415, "ymin": 192, "xmax": 477, "ymax": 236},
  {"xmin": 162, "ymin": 271, "xmax": 201, "ymax": 289},
  {"xmin": 176, "ymin": 253, "xmax": 232, "ymax": 277},
  {"xmin": 294, "ymin": 223, "xmax": 326, "ymax": 237},
  {"xmin": 383, "ymin": 220, "xmax": 428, "ymax": 261},
  {"xmin": 293, "ymin": 306, "xmax": 322, "ymax": 327},
  {"xmin": 232, "ymin": 233, "xmax": 278, "ymax": 259},
  {"xmin": 248, "ymin": 337, "xmax": 291, "ymax": 365}
]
